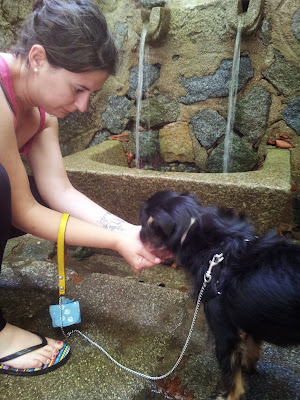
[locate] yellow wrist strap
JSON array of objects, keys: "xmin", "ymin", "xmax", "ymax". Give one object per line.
[{"xmin": 57, "ymin": 213, "xmax": 70, "ymax": 296}]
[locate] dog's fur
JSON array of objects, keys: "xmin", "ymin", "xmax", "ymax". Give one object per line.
[{"xmin": 139, "ymin": 190, "xmax": 300, "ymax": 400}]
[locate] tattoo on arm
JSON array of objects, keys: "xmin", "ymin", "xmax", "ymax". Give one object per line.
[{"xmin": 97, "ymin": 212, "xmax": 127, "ymax": 232}]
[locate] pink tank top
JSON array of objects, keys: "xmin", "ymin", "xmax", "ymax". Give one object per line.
[{"xmin": 0, "ymin": 55, "xmax": 46, "ymax": 155}]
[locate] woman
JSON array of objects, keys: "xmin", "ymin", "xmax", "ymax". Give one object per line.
[{"xmin": 0, "ymin": 0, "xmax": 161, "ymax": 376}]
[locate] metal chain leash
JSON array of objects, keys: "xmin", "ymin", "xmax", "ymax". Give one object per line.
[{"xmin": 59, "ymin": 253, "xmax": 224, "ymax": 381}]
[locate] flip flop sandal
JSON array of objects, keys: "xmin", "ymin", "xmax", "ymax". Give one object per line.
[{"xmin": 0, "ymin": 332, "xmax": 71, "ymax": 376}]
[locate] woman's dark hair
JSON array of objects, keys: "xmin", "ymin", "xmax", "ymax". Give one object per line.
[{"xmin": 10, "ymin": 0, "xmax": 119, "ymax": 75}]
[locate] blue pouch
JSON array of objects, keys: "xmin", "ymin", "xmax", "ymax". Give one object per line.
[
  {"xmin": 50, "ymin": 214, "xmax": 81, "ymax": 328},
  {"xmin": 49, "ymin": 296, "xmax": 81, "ymax": 328}
]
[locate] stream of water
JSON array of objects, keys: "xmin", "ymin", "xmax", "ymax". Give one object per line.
[
  {"xmin": 223, "ymin": 22, "xmax": 242, "ymax": 173},
  {"xmin": 135, "ymin": 26, "xmax": 147, "ymax": 169}
]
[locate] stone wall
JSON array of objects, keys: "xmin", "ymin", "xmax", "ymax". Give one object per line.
[{"xmin": 1, "ymin": 0, "xmax": 300, "ymax": 175}]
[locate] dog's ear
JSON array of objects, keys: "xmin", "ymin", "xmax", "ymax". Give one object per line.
[
  {"xmin": 148, "ymin": 213, "xmax": 176, "ymax": 238},
  {"xmin": 181, "ymin": 191, "xmax": 202, "ymax": 206}
]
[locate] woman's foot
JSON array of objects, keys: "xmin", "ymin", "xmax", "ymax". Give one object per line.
[{"xmin": 0, "ymin": 323, "xmax": 64, "ymax": 369}]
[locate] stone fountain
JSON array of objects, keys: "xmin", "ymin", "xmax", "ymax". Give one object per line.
[{"xmin": 61, "ymin": 0, "xmax": 299, "ymax": 234}]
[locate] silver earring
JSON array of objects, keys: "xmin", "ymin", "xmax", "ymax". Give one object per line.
[{"xmin": 34, "ymin": 67, "xmax": 38, "ymax": 72}]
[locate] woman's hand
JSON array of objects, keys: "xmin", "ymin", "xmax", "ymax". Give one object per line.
[{"xmin": 114, "ymin": 225, "xmax": 162, "ymax": 272}]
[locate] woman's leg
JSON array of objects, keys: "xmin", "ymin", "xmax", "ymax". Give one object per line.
[
  {"xmin": 9, "ymin": 175, "xmax": 49, "ymax": 238},
  {"xmin": 0, "ymin": 165, "xmax": 65, "ymax": 370},
  {"xmin": 0, "ymin": 164, "xmax": 11, "ymax": 330}
]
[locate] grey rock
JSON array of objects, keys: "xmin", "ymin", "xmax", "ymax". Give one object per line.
[
  {"xmin": 128, "ymin": 63, "xmax": 161, "ymax": 99},
  {"xmin": 135, "ymin": 130, "xmax": 159, "ymax": 163},
  {"xmin": 207, "ymin": 134, "xmax": 259, "ymax": 173},
  {"xmin": 179, "ymin": 57, "xmax": 254, "ymax": 104},
  {"xmin": 235, "ymin": 86, "xmax": 271, "ymax": 144},
  {"xmin": 191, "ymin": 109, "xmax": 226, "ymax": 150},
  {"xmin": 88, "ymin": 130, "xmax": 111, "ymax": 147},
  {"xmin": 113, "ymin": 21, "xmax": 129, "ymax": 51},
  {"xmin": 282, "ymin": 96, "xmax": 300, "ymax": 135},
  {"xmin": 140, "ymin": 94, "xmax": 179, "ymax": 126},
  {"xmin": 262, "ymin": 50, "xmax": 300, "ymax": 96},
  {"xmin": 292, "ymin": 8, "xmax": 300, "ymax": 42},
  {"xmin": 102, "ymin": 95, "xmax": 132, "ymax": 134}
]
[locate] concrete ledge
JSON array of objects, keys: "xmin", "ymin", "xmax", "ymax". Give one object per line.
[{"xmin": 64, "ymin": 143, "xmax": 292, "ymax": 233}]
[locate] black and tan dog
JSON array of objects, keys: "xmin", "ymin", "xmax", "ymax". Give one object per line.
[{"xmin": 139, "ymin": 190, "xmax": 300, "ymax": 400}]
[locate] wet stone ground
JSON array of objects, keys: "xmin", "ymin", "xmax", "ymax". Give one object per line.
[{"xmin": 0, "ymin": 235, "xmax": 299, "ymax": 400}]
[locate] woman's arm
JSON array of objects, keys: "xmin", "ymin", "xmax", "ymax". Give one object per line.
[
  {"xmin": 0, "ymin": 109, "xmax": 160, "ymax": 271},
  {"xmin": 28, "ymin": 115, "xmax": 135, "ymax": 232}
]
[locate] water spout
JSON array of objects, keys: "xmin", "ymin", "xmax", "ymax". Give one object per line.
[
  {"xmin": 135, "ymin": 26, "xmax": 147, "ymax": 169},
  {"xmin": 133, "ymin": 7, "xmax": 170, "ymax": 45},
  {"xmin": 223, "ymin": 21, "xmax": 242, "ymax": 173},
  {"xmin": 147, "ymin": 7, "xmax": 170, "ymax": 44},
  {"xmin": 241, "ymin": 0, "xmax": 250, "ymax": 13},
  {"xmin": 228, "ymin": 0, "xmax": 264, "ymax": 35}
]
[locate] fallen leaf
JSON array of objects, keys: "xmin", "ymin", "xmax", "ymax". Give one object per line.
[
  {"xmin": 112, "ymin": 138, "xmax": 129, "ymax": 142},
  {"xmin": 291, "ymin": 184, "xmax": 298, "ymax": 192},
  {"xmin": 69, "ymin": 274, "xmax": 83, "ymax": 284},
  {"xmin": 156, "ymin": 376, "xmax": 194, "ymax": 400},
  {"xmin": 267, "ymin": 139, "xmax": 276, "ymax": 145},
  {"xmin": 275, "ymin": 139, "xmax": 294, "ymax": 148},
  {"xmin": 125, "ymin": 152, "xmax": 135, "ymax": 164},
  {"xmin": 179, "ymin": 286, "xmax": 189, "ymax": 293},
  {"xmin": 111, "ymin": 133, "xmax": 129, "ymax": 142},
  {"xmin": 279, "ymin": 133, "xmax": 294, "ymax": 140}
]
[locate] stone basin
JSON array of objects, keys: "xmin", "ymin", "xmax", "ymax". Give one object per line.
[{"xmin": 64, "ymin": 141, "xmax": 292, "ymax": 234}]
